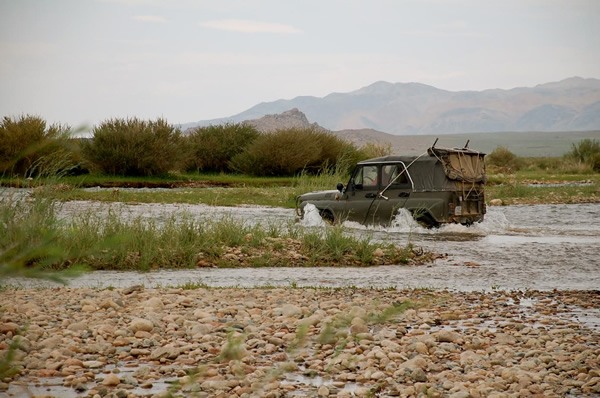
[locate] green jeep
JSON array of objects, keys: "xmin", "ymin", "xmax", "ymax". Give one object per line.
[{"xmin": 295, "ymin": 145, "xmax": 487, "ymax": 227}]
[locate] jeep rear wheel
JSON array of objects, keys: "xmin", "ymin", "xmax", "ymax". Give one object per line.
[{"xmin": 414, "ymin": 212, "xmax": 439, "ymax": 228}]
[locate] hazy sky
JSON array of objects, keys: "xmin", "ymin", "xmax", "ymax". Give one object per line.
[{"xmin": 1, "ymin": 0, "xmax": 599, "ymax": 129}]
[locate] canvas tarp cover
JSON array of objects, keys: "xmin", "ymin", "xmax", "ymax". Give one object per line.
[
  {"xmin": 406, "ymin": 158, "xmax": 456, "ymax": 192},
  {"xmin": 428, "ymin": 147, "xmax": 486, "ymax": 183}
]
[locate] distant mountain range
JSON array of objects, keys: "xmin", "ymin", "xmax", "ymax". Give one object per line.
[
  {"xmin": 209, "ymin": 107, "xmax": 600, "ymax": 157},
  {"xmin": 182, "ymin": 77, "xmax": 600, "ymax": 135}
]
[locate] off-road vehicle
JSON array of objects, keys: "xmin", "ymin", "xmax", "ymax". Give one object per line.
[{"xmin": 295, "ymin": 143, "xmax": 486, "ymax": 227}]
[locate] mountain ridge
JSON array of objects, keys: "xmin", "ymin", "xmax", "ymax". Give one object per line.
[
  {"xmin": 232, "ymin": 107, "xmax": 600, "ymax": 157},
  {"xmin": 182, "ymin": 77, "xmax": 600, "ymax": 134}
]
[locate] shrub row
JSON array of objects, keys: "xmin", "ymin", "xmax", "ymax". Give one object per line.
[
  {"xmin": 486, "ymin": 141, "xmax": 600, "ymax": 174},
  {"xmin": 4, "ymin": 114, "xmax": 598, "ymax": 178},
  {"xmin": 566, "ymin": 139, "xmax": 600, "ymax": 172},
  {"xmin": 0, "ymin": 115, "xmax": 76, "ymax": 177},
  {"xmin": 184, "ymin": 123, "xmax": 259, "ymax": 173},
  {"xmin": 230, "ymin": 128, "xmax": 359, "ymax": 176},
  {"xmin": 80, "ymin": 118, "xmax": 183, "ymax": 176},
  {"xmin": 1, "ymin": 115, "xmax": 381, "ymax": 177}
]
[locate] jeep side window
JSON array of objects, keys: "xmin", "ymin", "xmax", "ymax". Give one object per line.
[
  {"xmin": 354, "ymin": 165, "xmax": 378, "ymax": 189},
  {"xmin": 382, "ymin": 164, "xmax": 408, "ymax": 186}
]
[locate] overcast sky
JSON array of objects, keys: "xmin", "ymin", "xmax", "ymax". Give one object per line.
[{"xmin": 1, "ymin": 0, "xmax": 599, "ymax": 129}]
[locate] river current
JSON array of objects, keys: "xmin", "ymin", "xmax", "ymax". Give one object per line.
[{"xmin": 5, "ymin": 195, "xmax": 599, "ymax": 292}]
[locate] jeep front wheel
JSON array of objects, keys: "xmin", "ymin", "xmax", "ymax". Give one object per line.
[{"xmin": 319, "ymin": 209, "xmax": 335, "ymax": 224}]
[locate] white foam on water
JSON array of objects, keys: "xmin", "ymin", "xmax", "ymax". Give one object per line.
[
  {"xmin": 430, "ymin": 208, "xmax": 511, "ymax": 236},
  {"xmin": 342, "ymin": 208, "xmax": 506, "ymax": 236},
  {"xmin": 338, "ymin": 209, "xmax": 425, "ymax": 233},
  {"xmin": 471, "ymin": 209, "xmax": 511, "ymax": 233},
  {"xmin": 388, "ymin": 208, "xmax": 427, "ymax": 233},
  {"xmin": 341, "ymin": 220, "xmax": 369, "ymax": 229},
  {"xmin": 300, "ymin": 203, "xmax": 327, "ymax": 227}
]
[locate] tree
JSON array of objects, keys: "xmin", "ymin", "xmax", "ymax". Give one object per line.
[
  {"xmin": 567, "ymin": 139, "xmax": 600, "ymax": 171},
  {"xmin": 81, "ymin": 118, "xmax": 183, "ymax": 176},
  {"xmin": 184, "ymin": 123, "xmax": 259, "ymax": 173},
  {"xmin": 0, "ymin": 115, "xmax": 73, "ymax": 177},
  {"xmin": 230, "ymin": 128, "xmax": 358, "ymax": 176}
]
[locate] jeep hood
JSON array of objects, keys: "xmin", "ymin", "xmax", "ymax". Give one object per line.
[{"xmin": 298, "ymin": 190, "xmax": 340, "ymax": 201}]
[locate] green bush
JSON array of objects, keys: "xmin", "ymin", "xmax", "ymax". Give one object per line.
[
  {"xmin": 486, "ymin": 146, "xmax": 521, "ymax": 173},
  {"xmin": 81, "ymin": 118, "xmax": 182, "ymax": 176},
  {"xmin": 230, "ymin": 128, "xmax": 358, "ymax": 176},
  {"xmin": 0, "ymin": 115, "xmax": 74, "ymax": 177},
  {"xmin": 566, "ymin": 139, "xmax": 600, "ymax": 172},
  {"xmin": 184, "ymin": 123, "xmax": 259, "ymax": 173},
  {"xmin": 312, "ymin": 131, "xmax": 358, "ymax": 173}
]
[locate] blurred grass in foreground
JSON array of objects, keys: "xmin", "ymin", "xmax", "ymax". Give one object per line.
[{"xmin": 0, "ymin": 191, "xmax": 420, "ymax": 276}]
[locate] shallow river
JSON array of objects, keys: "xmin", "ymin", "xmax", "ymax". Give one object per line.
[{"xmin": 7, "ymin": 196, "xmax": 599, "ymax": 292}]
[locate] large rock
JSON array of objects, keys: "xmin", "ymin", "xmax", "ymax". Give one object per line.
[
  {"xmin": 460, "ymin": 350, "xmax": 484, "ymax": 367},
  {"xmin": 67, "ymin": 321, "xmax": 88, "ymax": 332},
  {"xmin": 0, "ymin": 322, "xmax": 19, "ymax": 334},
  {"xmin": 275, "ymin": 304, "xmax": 302, "ymax": 318},
  {"xmin": 141, "ymin": 297, "xmax": 164, "ymax": 310},
  {"xmin": 130, "ymin": 318, "xmax": 154, "ymax": 333},
  {"xmin": 434, "ymin": 330, "xmax": 461, "ymax": 343},
  {"xmin": 150, "ymin": 345, "xmax": 181, "ymax": 360},
  {"xmin": 102, "ymin": 373, "xmax": 120, "ymax": 386},
  {"xmin": 398, "ymin": 355, "xmax": 427, "ymax": 372}
]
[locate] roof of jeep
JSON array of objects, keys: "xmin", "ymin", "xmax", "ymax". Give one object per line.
[
  {"xmin": 356, "ymin": 146, "xmax": 487, "ymax": 187},
  {"xmin": 357, "ymin": 154, "xmax": 435, "ymax": 165},
  {"xmin": 357, "ymin": 146, "xmax": 485, "ymax": 167}
]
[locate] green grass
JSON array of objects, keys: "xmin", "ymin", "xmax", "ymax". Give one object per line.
[
  {"xmin": 16, "ymin": 170, "xmax": 348, "ymax": 208},
  {"xmin": 485, "ymin": 165, "xmax": 600, "ymax": 204},
  {"xmin": 48, "ymin": 185, "xmax": 304, "ymax": 208},
  {"xmin": 0, "ymin": 195, "xmax": 419, "ymax": 274},
  {"xmin": 486, "ymin": 181, "xmax": 599, "ymax": 205},
  {"xmin": 41, "ymin": 172, "xmax": 600, "ymax": 207},
  {"xmin": 4, "ymin": 157, "xmax": 599, "ymax": 208},
  {"xmin": 2, "ymin": 170, "xmax": 349, "ymax": 209},
  {"xmin": 502, "ymin": 169, "xmax": 600, "ymax": 182},
  {"xmin": 0, "ymin": 172, "xmax": 297, "ymax": 188}
]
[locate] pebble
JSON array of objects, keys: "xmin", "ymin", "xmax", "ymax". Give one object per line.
[
  {"xmin": 0, "ymin": 288, "xmax": 598, "ymax": 397},
  {"xmin": 102, "ymin": 373, "xmax": 120, "ymax": 386},
  {"xmin": 129, "ymin": 318, "xmax": 153, "ymax": 333}
]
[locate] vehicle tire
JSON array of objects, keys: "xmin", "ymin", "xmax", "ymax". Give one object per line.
[
  {"xmin": 414, "ymin": 212, "xmax": 439, "ymax": 228},
  {"xmin": 319, "ymin": 209, "xmax": 335, "ymax": 224}
]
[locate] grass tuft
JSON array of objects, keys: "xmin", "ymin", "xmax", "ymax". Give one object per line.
[{"xmin": 1, "ymin": 194, "xmax": 424, "ymax": 274}]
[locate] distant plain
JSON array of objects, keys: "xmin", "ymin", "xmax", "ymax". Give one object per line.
[{"xmin": 336, "ymin": 129, "xmax": 600, "ymax": 157}]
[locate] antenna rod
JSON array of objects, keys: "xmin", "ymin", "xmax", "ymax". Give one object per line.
[
  {"xmin": 464, "ymin": 139, "xmax": 470, "ymax": 149},
  {"xmin": 432, "ymin": 138, "xmax": 439, "ymax": 148}
]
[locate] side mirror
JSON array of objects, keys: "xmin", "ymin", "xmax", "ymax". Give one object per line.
[{"xmin": 336, "ymin": 182, "xmax": 344, "ymax": 193}]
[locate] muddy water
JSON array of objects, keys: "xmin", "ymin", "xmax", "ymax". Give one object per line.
[{"xmin": 5, "ymin": 196, "xmax": 600, "ymax": 291}]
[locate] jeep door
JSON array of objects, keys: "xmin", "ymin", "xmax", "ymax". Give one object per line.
[
  {"xmin": 365, "ymin": 163, "xmax": 412, "ymax": 224},
  {"xmin": 344, "ymin": 164, "xmax": 380, "ymax": 223},
  {"xmin": 345, "ymin": 163, "xmax": 412, "ymax": 225}
]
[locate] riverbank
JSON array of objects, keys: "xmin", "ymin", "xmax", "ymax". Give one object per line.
[
  {"xmin": 1, "ymin": 287, "xmax": 598, "ymax": 397},
  {"xmin": 3, "ymin": 170, "xmax": 599, "ymax": 208}
]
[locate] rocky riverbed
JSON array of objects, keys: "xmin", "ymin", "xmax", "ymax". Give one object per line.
[{"xmin": 1, "ymin": 287, "xmax": 599, "ymax": 397}]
